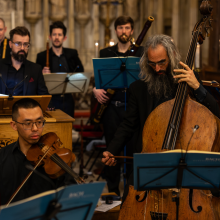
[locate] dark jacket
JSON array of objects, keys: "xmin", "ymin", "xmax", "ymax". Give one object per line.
[
  {"xmin": 36, "ymin": 47, "xmax": 84, "ymax": 72},
  {"xmin": 100, "ymin": 44, "xmax": 144, "ymax": 58},
  {"xmin": 107, "ymin": 79, "xmax": 220, "ymax": 156},
  {"xmin": 0, "ymin": 58, "xmax": 49, "ymax": 95}
]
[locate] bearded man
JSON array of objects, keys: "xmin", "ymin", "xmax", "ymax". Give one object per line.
[
  {"xmin": 0, "ymin": 26, "xmax": 48, "ymax": 96},
  {"xmin": 102, "ymin": 34, "xmax": 220, "ymax": 201},
  {"xmin": 36, "ymin": 21, "xmax": 84, "ymax": 117},
  {"xmin": 93, "ymin": 16, "xmax": 144, "ymax": 196}
]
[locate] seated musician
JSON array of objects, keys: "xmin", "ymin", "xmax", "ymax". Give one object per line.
[
  {"xmin": 0, "ymin": 98, "xmax": 76, "ymax": 206},
  {"xmin": 36, "ymin": 21, "xmax": 84, "ymax": 117},
  {"xmin": 102, "ymin": 34, "xmax": 220, "ymax": 202},
  {"xmin": 0, "ymin": 26, "xmax": 48, "ymax": 96},
  {"xmin": 0, "ymin": 18, "xmax": 11, "ymax": 60}
]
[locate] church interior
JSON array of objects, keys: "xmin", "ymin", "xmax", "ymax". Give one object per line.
[{"xmin": 1, "ymin": 0, "xmax": 220, "ymax": 219}]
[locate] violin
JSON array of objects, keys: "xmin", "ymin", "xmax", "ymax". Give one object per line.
[{"xmin": 6, "ymin": 132, "xmax": 84, "ymax": 207}]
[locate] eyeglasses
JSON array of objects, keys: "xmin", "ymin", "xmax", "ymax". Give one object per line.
[
  {"xmin": 147, "ymin": 60, "xmax": 169, "ymax": 68},
  {"xmin": 12, "ymin": 41, "xmax": 30, "ymax": 49},
  {"xmin": 14, "ymin": 120, "xmax": 46, "ymax": 130}
]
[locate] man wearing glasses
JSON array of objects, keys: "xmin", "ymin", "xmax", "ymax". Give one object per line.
[
  {"xmin": 0, "ymin": 26, "xmax": 48, "ymax": 96},
  {"xmin": 102, "ymin": 34, "xmax": 220, "ymax": 202},
  {"xmin": 0, "ymin": 98, "xmax": 76, "ymax": 205}
]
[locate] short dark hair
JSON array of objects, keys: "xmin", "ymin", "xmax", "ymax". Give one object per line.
[
  {"xmin": 50, "ymin": 21, "xmax": 67, "ymax": 36},
  {"xmin": 12, "ymin": 98, "xmax": 42, "ymax": 120},
  {"xmin": 9, "ymin": 26, "xmax": 31, "ymax": 42},
  {"xmin": 0, "ymin": 18, "xmax": 5, "ymax": 27},
  {"xmin": 114, "ymin": 16, "xmax": 134, "ymax": 30}
]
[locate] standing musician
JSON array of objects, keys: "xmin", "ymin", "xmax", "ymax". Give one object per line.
[
  {"xmin": 0, "ymin": 26, "xmax": 48, "ymax": 96},
  {"xmin": 0, "ymin": 18, "xmax": 11, "ymax": 60},
  {"xmin": 36, "ymin": 21, "xmax": 84, "ymax": 118},
  {"xmin": 93, "ymin": 16, "xmax": 144, "ymax": 196},
  {"xmin": 0, "ymin": 98, "xmax": 76, "ymax": 206},
  {"xmin": 102, "ymin": 34, "xmax": 220, "ymax": 201}
]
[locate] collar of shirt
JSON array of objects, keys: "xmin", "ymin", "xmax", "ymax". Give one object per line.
[
  {"xmin": 52, "ymin": 48, "xmax": 64, "ymax": 57},
  {"xmin": 3, "ymin": 56, "xmax": 26, "ymax": 67}
]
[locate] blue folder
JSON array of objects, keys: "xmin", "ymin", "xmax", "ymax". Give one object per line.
[
  {"xmin": 93, "ymin": 57, "xmax": 141, "ymax": 89},
  {"xmin": 134, "ymin": 150, "xmax": 220, "ymax": 191},
  {"xmin": 0, "ymin": 182, "xmax": 105, "ymax": 220}
]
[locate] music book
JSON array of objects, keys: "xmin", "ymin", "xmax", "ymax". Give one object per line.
[
  {"xmin": 43, "ymin": 72, "xmax": 91, "ymax": 95},
  {"xmin": 134, "ymin": 149, "xmax": 220, "ymax": 191},
  {"xmin": 0, "ymin": 182, "xmax": 105, "ymax": 220}
]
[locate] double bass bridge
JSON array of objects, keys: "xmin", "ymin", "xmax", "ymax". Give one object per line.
[{"xmin": 150, "ymin": 211, "xmax": 168, "ymax": 220}]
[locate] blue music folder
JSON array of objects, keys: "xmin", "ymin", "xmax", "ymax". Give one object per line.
[
  {"xmin": 93, "ymin": 57, "xmax": 141, "ymax": 89},
  {"xmin": 134, "ymin": 150, "xmax": 220, "ymax": 191},
  {"xmin": 0, "ymin": 182, "xmax": 105, "ymax": 220}
]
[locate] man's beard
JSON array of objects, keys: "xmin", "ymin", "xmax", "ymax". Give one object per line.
[
  {"xmin": 52, "ymin": 41, "xmax": 62, "ymax": 48},
  {"xmin": 147, "ymin": 64, "xmax": 177, "ymax": 100},
  {"xmin": 11, "ymin": 50, "xmax": 28, "ymax": 62},
  {"xmin": 118, "ymin": 34, "xmax": 130, "ymax": 44}
]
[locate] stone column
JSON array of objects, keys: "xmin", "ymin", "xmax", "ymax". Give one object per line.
[
  {"xmin": 68, "ymin": 0, "xmax": 75, "ymax": 48},
  {"xmin": 189, "ymin": 0, "xmax": 198, "ymax": 34},
  {"xmin": 172, "ymin": 0, "xmax": 179, "ymax": 47},
  {"xmin": 93, "ymin": 2, "xmax": 99, "ymax": 57},
  {"xmin": 145, "ymin": 0, "xmax": 154, "ymax": 37},
  {"xmin": 16, "ymin": 0, "xmax": 24, "ymax": 26},
  {"xmin": 157, "ymin": 0, "xmax": 163, "ymax": 34},
  {"xmin": 43, "ymin": 0, "xmax": 49, "ymax": 47},
  {"xmin": 25, "ymin": 0, "xmax": 42, "ymax": 62},
  {"xmin": 49, "ymin": 0, "xmax": 67, "ymax": 22},
  {"xmin": 117, "ymin": 0, "xmax": 124, "ymax": 17}
]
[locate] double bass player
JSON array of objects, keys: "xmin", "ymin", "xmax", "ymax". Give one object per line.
[{"xmin": 102, "ymin": 34, "xmax": 220, "ymax": 202}]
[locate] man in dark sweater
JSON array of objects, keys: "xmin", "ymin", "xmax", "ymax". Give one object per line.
[
  {"xmin": 93, "ymin": 16, "xmax": 143, "ymax": 196},
  {"xmin": 0, "ymin": 98, "xmax": 76, "ymax": 206},
  {"xmin": 36, "ymin": 21, "xmax": 84, "ymax": 117},
  {"xmin": 102, "ymin": 34, "xmax": 220, "ymax": 201}
]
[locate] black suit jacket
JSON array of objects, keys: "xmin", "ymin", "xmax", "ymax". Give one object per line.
[
  {"xmin": 108, "ymin": 79, "xmax": 220, "ymax": 156},
  {"xmin": 100, "ymin": 44, "xmax": 144, "ymax": 58},
  {"xmin": 0, "ymin": 58, "xmax": 49, "ymax": 95},
  {"xmin": 36, "ymin": 48, "xmax": 84, "ymax": 72}
]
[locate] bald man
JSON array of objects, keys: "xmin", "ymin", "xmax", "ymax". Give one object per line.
[{"xmin": 0, "ymin": 18, "xmax": 11, "ymax": 60}]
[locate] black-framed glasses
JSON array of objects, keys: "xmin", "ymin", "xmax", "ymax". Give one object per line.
[
  {"xmin": 14, "ymin": 120, "xmax": 46, "ymax": 130},
  {"xmin": 147, "ymin": 60, "xmax": 169, "ymax": 68},
  {"xmin": 12, "ymin": 41, "xmax": 31, "ymax": 49}
]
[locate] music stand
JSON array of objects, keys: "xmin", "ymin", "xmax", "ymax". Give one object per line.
[
  {"xmin": 133, "ymin": 150, "xmax": 220, "ymax": 220},
  {"xmin": 93, "ymin": 56, "xmax": 141, "ymax": 186},
  {"xmin": 0, "ymin": 95, "xmax": 52, "ymax": 115},
  {"xmin": 43, "ymin": 72, "xmax": 92, "ymax": 95},
  {"xmin": 93, "ymin": 57, "xmax": 141, "ymax": 89},
  {"xmin": 0, "ymin": 182, "xmax": 105, "ymax": 220}
]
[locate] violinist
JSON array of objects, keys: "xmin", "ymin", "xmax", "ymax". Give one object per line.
[
  {"xmin": 102, "ymin": 34, "xmax": 220, "ymax": 202},
  {"xmin": 0, "ymin": 98, "xmax": 76, "ymax": 206},
  {"xmin": 93, "ymin": 16, "xmax": 144, "ymax": 196}
]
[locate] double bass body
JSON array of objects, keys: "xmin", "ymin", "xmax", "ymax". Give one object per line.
[{"xmin": 119, "ymin": 97, "xmax": 220, "ymax": 220}]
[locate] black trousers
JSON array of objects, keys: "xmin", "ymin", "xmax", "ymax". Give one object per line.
[
  {"xmin": 102, "ymin": 103, "xmax": 133, "ymax": 195},
  {"xmin": 49, "ymin": 94, "xmax": 75, "ymax": 118}
]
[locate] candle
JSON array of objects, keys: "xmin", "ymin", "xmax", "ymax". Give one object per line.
[
  {"xmin": 95, "ymin": 41, "xmax": 99, "ymax": 58},
  {"xmin": 195, "ymin": 43, "xmax": 200, "ymax": 69}
]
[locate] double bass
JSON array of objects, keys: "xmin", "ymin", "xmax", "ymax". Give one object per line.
[{"xmin": 119, "ymin": 1, "xmax": 220, "ymax": 219}]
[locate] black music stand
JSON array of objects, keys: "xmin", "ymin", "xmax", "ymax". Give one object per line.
[
  {"xmin": 133, "ymin": 150, "xmax": 220, "ymax": 220},
  {"xmin": 93, "ymin": 56, "xmax": 141, "ymax": 186},
  {"xmin": 0, "ymin": 182, "xmax": 105, "ymax": 220}
]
